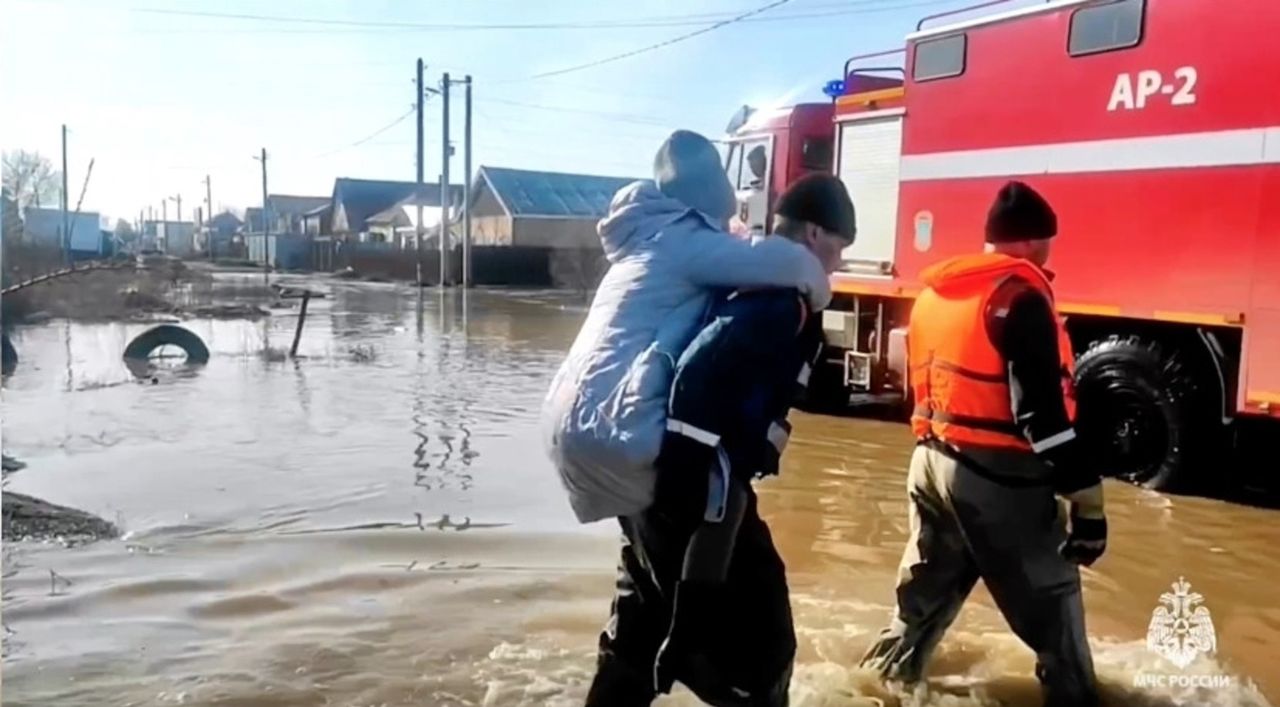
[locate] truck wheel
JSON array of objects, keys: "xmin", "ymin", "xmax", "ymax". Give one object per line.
[{"xmin": 1072, "ymin": 335, "xmax": 1213, "ymax": 491}]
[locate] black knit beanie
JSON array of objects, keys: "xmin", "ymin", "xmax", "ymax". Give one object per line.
[
  {"xmin": 985, "ymin": 181, "xmax": 1057, "ymax": 243},
  {"xmin": 774, "ymin": 173, "xmax": 857, "ymax": 241}
]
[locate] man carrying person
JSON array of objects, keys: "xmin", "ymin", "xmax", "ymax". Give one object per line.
[
  {"xmin": 542, "ymin": 129, "xmax": 832, "ymax": 528},
  {"xmin": 585, "ymin": 174, "xmax": 857, "ymax": 706},
  {"xmin": 858, "ymin": 181, "xmax": 1106, "ymax": 707}
]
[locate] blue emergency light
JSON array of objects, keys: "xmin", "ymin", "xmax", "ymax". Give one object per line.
[{"xmin": 822, "ymin": 79, "xmax": 845, "ymax": 98}]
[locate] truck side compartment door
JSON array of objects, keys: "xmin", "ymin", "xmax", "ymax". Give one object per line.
[{"xmin": 835, "ymin": 114, "xmax": 904, "ymax": 275}]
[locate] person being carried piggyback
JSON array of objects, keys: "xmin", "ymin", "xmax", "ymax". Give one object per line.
[
  {"xmin": 540, "ymin": 130, "xmax": 833, "ymax": 698},
  {"xmin": 542, "ymin": 129, "xmax": 832, "ymax": 524}
]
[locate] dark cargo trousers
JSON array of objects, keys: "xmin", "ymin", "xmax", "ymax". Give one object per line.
[
  {"xmin": 585, "ymin": 487, "xmax": 796, "ymax": 706},
  {"xmin": 859, "ymin": 444, "xmax": 1100, "ymax": 707}
]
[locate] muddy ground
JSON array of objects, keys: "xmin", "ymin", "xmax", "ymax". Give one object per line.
[{"xmin": 3, "ymin": 260, "xmax": 272, "ymax": 325}]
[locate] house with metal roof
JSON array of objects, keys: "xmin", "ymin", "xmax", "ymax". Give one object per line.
[
  {"xmin": 468, "ymin": 166, "xmax": 640, "ymax": 249},
  {"xmin": 330, "ymin": 178, "xmax": 463, "ymax": 241}
]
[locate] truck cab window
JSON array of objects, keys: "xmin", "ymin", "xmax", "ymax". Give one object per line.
[
  {"xmin": 745, "ymin": 145, "xmax": 768, "ymax": 189},
  {"xmin": 725, "ymin": 140, "xmax": 771, "ymax": 192},
  {"xmin": 801, "ymin": 137, "xmax": 833, "ymax": 172},
  {"xmin": 912, "ymin": 34, "xmax": 966, "ymax": 81},
  {"xmin": 1069, "ymin": 0, "xmax": 1145, "ymax": 56}
]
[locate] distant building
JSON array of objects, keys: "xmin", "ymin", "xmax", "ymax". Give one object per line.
[
  {"xmin": 302, "ymin": 203, "xmax": 332, "ymax": 236},
  {"xmin": 244, "ymin": 194, "xmax": 329, "ymax": 269},
  {"xmin": 329, "ymin": 178, "xmax": 462, "ymax": 242},
  {"xmin": 365, "ymin": 200, "xmax": 462, "ymax": 250},
  {"xmin": 465, "ymin": 166, "xmax": 640, "ymax": 289},
  {"xmin": 22, "ymin": 207, "xmax": 107, "ymax": 255},
  {"xmin": 467, "ymin": 166, "xmax": 638, "ymax": 249},
  {"xmin": 205, "ymin": 211, "xmax": 244, "ymax": 258},
  {"xmin": 245, "ymin": 194, "xmax": 330, "ymax": 235},
  {"xmin": 142, "ymin": 220, "xmax": 197, "ymax": 256}
]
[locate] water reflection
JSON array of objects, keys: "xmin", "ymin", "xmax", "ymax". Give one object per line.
[{"xmin": 1, "ymin": 275, "xmax": 1276, "ymax": 706}]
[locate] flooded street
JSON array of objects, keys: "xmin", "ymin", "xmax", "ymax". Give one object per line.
[{"xmin": 2, "ymin": 276, "xmax": 1277, "ymax": 706}]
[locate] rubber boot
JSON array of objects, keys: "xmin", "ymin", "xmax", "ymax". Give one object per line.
[
  {"xmin": 654, "ymin": 580, "xmax": 727, "ymax": 694},
  {"xmin": 585, "ymin": 652, "xmax": 657, "ymax": 707}
]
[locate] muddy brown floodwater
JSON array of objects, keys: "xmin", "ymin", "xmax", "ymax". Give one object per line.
[{"xmin": 2, "ymin": 275, "xmax": 1277, "ymax": 706}]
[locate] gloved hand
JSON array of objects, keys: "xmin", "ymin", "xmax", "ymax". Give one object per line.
[
  {"xmin": 1060, "ymin": 482, "xmax": 1107, "ymax": 566},
  {"xmin": 654, "ymin": 580, "xmax": 724, "ymax": 694}
]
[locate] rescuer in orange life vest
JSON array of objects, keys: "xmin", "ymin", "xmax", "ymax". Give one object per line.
[{"xmin": 858, "ymin": 181, "xmax": 1106, "ymax": 707}]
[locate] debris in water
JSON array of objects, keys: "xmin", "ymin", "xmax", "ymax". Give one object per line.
[
  {"xmin": 49, "ymin": 569, "xmax": 73, "ymax": 596},
  {"xmin": 187, "ymin": 303, "xmax": 270, "ymax": 319},
  {"xmin": 347, "ymin": 344, "xmax": 377, "ymax": 363},
  {"xmin": 2, "ymin": 454, "xmax": 26, "ymax": 473}
]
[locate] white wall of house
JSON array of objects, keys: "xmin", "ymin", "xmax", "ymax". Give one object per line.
[{"xmin": 22, "ymin": 207, "xmax": 105, "ymax": 252}]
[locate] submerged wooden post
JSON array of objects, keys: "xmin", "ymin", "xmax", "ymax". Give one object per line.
[{"xmin": 289, "ymin": 291, "xmax": 311, "ymax": 358}]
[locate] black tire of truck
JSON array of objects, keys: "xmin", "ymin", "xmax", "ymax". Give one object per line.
[
  {"xmin": 1072, "ymin": 335, "xmax": 1219, "ymax": 492},
  {"xmin": 122, "ymin": 324, "xmax": 211, "ymax": 364}
]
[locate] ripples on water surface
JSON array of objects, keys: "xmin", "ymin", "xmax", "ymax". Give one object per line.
[{"xmin": 2, "ymin": 276, "xmax": 1276, "ymax": 706}]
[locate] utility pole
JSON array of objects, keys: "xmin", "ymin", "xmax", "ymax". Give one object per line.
[
  {"xmin": 60, "ymin": 124, "xmax": 69, "ymax": 265},
  {"xmin": 255, "ymin": 148, "xmax": 269, "ymax": 280},
  {"xmin": 440, "ymin": 71, "xmax": 451, "ymax": 287},
  {"xmin": 463, "ymin": 75, "xmax": 473, "ymax": 288},
  {"xmin": 416, "ymin": 57, "xmax": 426, "ymax": 288},
  {"xmin": 205, "ymin": 174, "xmax": 214, "ymax": 260},
  {"xmin": 161, "ymin": 200, "xmax": 168, "ymax": 253}
]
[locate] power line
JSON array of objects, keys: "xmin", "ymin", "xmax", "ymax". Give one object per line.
[
  {"xmin": 311, "ymin": 107, "xmax": 415, "ymax": 158},
  {"xmin": 477, "ymin": 97, "xmax": 673, "ymax": 127},
  {"xmin": 133, "ymin": 2, "xmax": 910, "ymax": 32},
  {"xmin": 472, "ymin": 106, "xmax": 669, "ymax": 144},
  {"xmin": 521, "ymin": 0, "xmax": 795, "ymax": 81}
]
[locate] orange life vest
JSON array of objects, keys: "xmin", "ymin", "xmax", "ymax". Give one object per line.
[{"xmin": 908, "ymin": 252, "xmax": 1076, "ymax": 451}]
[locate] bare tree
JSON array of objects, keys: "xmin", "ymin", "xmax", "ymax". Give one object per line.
[
  {"xmin": 1, "ymin": 150, "xmax": 62, "ymax": 210},
  {"xmin": 114, "ymin": 219, "xmax": 137, "ymax": 243}
]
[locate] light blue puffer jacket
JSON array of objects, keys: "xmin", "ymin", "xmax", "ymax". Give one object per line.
[{"xmin": 541, "ymin": 180, "xmax": 832, "ymax": 523}]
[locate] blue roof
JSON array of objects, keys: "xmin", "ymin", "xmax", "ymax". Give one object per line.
[{"xmin": 479, "ymin": 166, "xmax": 640, "ymax": 218}]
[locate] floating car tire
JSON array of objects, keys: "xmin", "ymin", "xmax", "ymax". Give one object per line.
[{"xmin": 122, "ymin": 324, "xmax": 210, "ymax": 364}]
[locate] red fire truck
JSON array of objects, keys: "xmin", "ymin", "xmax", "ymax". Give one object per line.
[{"xmin": 723, "ymin": 0, "xmax": 1280, "ymax": 490}]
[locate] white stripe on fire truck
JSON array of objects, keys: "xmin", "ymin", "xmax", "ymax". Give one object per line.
[{"xmin": 899, "ymin": 126, "xmax": 1280, "ymax": 182}]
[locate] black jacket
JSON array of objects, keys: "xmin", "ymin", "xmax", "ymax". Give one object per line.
[
  {"xmin": 986, "ymin": 277, "xmax": 1098, "ymax": 494},
  {"xmin": 659, "ymin": 288, "xmax": 825, "ymax": 483}
]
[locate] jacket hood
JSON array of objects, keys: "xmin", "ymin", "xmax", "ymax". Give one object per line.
[
  {"xmin": 596, "ymin": 180, "xmax": 710, "ymax": 262},
  {"xmin": 920, "ymin": 252, "xmax": 1051, "ymax": 293},
  {"xmin": 652, "ymin": 130, "xmax": 737, "ymax": 224}
]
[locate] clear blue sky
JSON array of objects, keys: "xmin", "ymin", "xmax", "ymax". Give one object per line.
[{"xmin": 1, "ymin": 0, "xmax": 979, "ymax": 224}]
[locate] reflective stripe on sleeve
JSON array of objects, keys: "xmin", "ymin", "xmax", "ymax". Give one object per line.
[
  {"xmin": 767, "ymin": 420, "xmax": 791, "ymax": 454},
  {"xmin": 1031, "ymin": 428, "xmax": 1077, "ymax": 453},
  {"xmin": 797, "ymin": 363, "xmax": 812, "ymax": 387},
  {"xmin": 704, "ymin": 447, "xmax": 732, "ymax": 523},
  {"xmin": 666, "ymin": 418, "xmax": 721, "ymax": 447}
]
